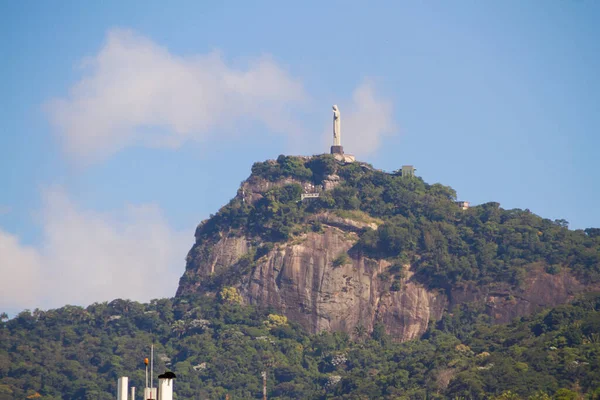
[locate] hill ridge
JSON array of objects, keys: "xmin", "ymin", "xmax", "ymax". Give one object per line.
[{"xmin": 177, "ymin": 154, "xmax": 600, "ymax": 340}]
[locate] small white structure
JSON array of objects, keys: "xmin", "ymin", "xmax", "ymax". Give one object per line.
[
  {"xmin": 456, "ymin": 201, "xmax": 470, "ymax": 210},
  {"xmin": 401, "ymin": 165, "xmax": 416, "ymax": 177},
  {"xmin": 117, "ymin": 377, "xmax": 128, "ymax": 400},
  {"xmin": 158, "ymin": 377, "xmax": 174, "ymax": 400},
  {"xmin": 144, "ymin": 387, "xmax": 157, "ymax": 400},
  {"xmin": 301, "ymin": 193, "xmax": 320, "ymax": 200},
  {"xmin": 333, "ymin": 153, "xmax": 356, "ymax": 163}
]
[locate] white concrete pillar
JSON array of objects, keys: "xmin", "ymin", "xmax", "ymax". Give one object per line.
[
  {"xmin": 117, "ymin": 377, "xmax": 128, "ymax": 400},
  {"xmin": 144, "ymin": 387, "xmax": 157, "ymax": 400},
  {"xmin": 130, "ymin": 387, "xmax": 135, "ymax": 400},
  {"xmin": 158, "ymin": 378, "xmax": 174, "ymax": 400}
]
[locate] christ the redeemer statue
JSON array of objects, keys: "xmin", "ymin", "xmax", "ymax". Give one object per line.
[
  {"xmin": 331, "ymin": 105, "xmax": 344, "ymax": 155},
  {"xmin": 332, "ymin": 105, "xmax": 341, "ymax": 146}
]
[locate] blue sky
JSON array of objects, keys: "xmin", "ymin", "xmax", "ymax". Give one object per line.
[{"xmin": 1, "ymin": 1, "xmax": 599, "ymax": 314}]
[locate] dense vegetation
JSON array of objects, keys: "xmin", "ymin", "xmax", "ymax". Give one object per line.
[
  {"xmin": 191, "ymin": 155, "xmax": 600, "ymax": 291},
  {"xmin": 2, "ymin": 292, "xmax": 600, "ymax": 399}
]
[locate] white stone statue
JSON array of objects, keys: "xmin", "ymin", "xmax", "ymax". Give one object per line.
[{"xmin": 332, "ymin": 105, "xmax": 341, "ymax": 146}]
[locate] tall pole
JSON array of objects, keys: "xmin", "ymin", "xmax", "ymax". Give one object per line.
[
  {"xmin": 150, "ymin": 344, "xmax": 154, "ymax": 389},
  {"xmin": 262, "ymin": 370, "xmax": 267, "ymax": 400}
]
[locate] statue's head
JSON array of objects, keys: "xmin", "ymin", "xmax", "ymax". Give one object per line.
[{"xmin": 332, "ymin": 105, "xmax": 338, "ymax": 111}]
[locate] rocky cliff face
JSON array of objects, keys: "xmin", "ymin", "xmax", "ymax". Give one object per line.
[
  {"xmin": 177, "ymin": 212, "xmax": 593, "ymax": 342},
  {"xmin": 178, "ymin": 218, "xmax": 447, "ymax": 341}
]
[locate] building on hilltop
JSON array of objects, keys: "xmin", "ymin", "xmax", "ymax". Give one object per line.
[
  {"xmin": 456, "ymin": 201, "xmax": 470, "ymax": 210},
  {"xmin": 401, "ymin": 165, "xmax": 416, "ymax": 177}
]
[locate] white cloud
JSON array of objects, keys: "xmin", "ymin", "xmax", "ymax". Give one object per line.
[
  {"xmin": 0, "ymin": 231, "xmax": 42, "ymax": 309},
  {"xmin": 0, "ymin": 189, "xmax": 190, "ymax": 312},
  {"xmin": 324, "ymin": 81, "xmax": 396, "ymax": 156},
  {"xmin": 47, "ymin": 28, "xmax": 307, "ymax": 163}
]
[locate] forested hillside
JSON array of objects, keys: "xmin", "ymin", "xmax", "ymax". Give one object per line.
[{"xmin": 1, "ymin": 292, "xmax": 600, "ymax": 399}]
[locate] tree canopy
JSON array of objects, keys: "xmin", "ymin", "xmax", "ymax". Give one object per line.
[{"xmin": 2, "ymin": 293, "xmax": 600, "ymax": 399}]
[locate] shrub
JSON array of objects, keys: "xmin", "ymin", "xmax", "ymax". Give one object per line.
[
  {"xmin": 332, "ymin": 253, "xmax": 350, "ymax": 268},
  {"xmin": 219, "ymin": 287, "xmax": 243, "ymax": 305},
  {"xmin": 264, "ymin": 314, "xmax": 288, "ymax": 329}
]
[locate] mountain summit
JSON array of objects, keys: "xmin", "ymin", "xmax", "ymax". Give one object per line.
[{"xmin": 177, "ymin": 155, "xmax": 600, "ymax": 341}]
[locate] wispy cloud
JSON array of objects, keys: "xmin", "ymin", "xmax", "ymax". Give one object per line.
[
  {"xmin": 0, "ymin": 188, "xmax": 190, "ymax": 311},
  {"xmin": 322, "ymin": 81, "xmax": 396, "ymax": 157},
  {"xmin": 46, "ymin": 28, "xmax": 307, "ymax": 164}
]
